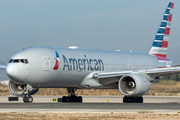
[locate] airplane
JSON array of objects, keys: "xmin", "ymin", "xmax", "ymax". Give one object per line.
[{"xmin": 0, "ymin": 2, "xmax": 177, "ymax": 103}]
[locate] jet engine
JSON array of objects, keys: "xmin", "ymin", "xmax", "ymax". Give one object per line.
[
  {"xmin": 118, "ymin": 74, "xmax": 151, "ymax": 96},
  {"xmin": 8, "ymin": 80, "xmax": 39, "ymax": 97}
]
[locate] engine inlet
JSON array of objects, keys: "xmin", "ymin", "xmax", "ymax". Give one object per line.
[{"xmin": 119, "ymin": 76, "xmax": 136, "ymax": 94}]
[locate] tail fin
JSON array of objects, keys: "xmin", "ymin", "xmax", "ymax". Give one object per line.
[{"xmin": 149, "ymin": 2, "xmax": 174, "ymax": 58}]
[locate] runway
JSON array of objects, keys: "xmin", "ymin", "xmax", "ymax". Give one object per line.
[
  {"xmin": 1, "ymin": 103, "xmax": 180, "ymax": 109},
  {"xmin": 1, "ymin": 96, "xmax": 180, "ymax": 113}
]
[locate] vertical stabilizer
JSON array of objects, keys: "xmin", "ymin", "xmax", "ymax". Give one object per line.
[{"xmin": 149, "ymin": 2, "xmax": 174, "ymax": 58}]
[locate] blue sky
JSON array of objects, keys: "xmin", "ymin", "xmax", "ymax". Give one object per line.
[{"xmin": 0, "ymin": 0, "xmax": 180, "ymax": 63}]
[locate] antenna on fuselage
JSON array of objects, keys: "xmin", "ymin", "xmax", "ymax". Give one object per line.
[{"xmin": 69, "ymin": 46, "xmax": 79, "ymax": 49}]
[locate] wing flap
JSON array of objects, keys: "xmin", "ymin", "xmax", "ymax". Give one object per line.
[
  {"xmin": 171, "ymin": 63, "xmax": 180, "ymax": 67},
  {"xmin": 146, "ymin": 67, "xmax": 180, "ymax": 77}
]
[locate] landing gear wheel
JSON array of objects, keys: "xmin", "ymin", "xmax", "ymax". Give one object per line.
[
  {"xmin": 62, "ymin": 96, "xmax": 66, "ymax": 102},
  {"xmin": 138, "ymin": 96, "xmax": 143, "ymax": 103},
  {"xmin": 62, "ymin": 88, "xmax": 83, "ymax": 103},
  {"xmin": 23, "ymin": 96, "xmax": 33, "ymax": 103},
  {"xmin": 123, "ymin": 96, "xmax": 143, "ymax": 103},
  {"xmin": 123, "ymin": 96, "xmax": 128, "ymax": 103},
  {"xmin": 78, "ymin": 96, "xmax": 82, "ymax": 102},
  {"xmin": 62, "ymin": 96, "xmax": 83, "ymax": 102}
]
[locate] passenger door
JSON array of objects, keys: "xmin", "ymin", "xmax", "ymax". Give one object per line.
[{"xmin": 42, "ymin": 56, "xmax": 50, "ymax": 71}]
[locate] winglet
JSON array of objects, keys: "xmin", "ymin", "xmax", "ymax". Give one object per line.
[{"xmin": 149, "ymin": 2, "xmax": 174, "ymax": 58}]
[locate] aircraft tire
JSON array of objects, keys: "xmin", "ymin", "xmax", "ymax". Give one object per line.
[
  {"xmin": 62, "ymin": 96, "xmax": 72, "ymax": 102},
  {"xmin": 23, "ymin": 96, "xmax": 33, "ymax": 103},
  {"xmin": 78, "ymin": 96, "xmax": 83, "ymax": 102},
  {"xmin": 138, "ymin": 96, "xmax": 143, "ymax": 103},
  {"xmin": 62, "ymin": 96, "xmax": 83, "ymax": 103},
  {"xmin": 123, "ymin": 96, "xmax": 143, "ymax": 103},
  {"xmin": 75, "ymin": 96, "xmax": 82, "ymax": 102},
  {"xmin": 62, "ymin": 96, "xmax": 71, "ymax": 102},
  {"xmin": 62, "ymin": 96, "xmax": 66, "ymax": 102}
]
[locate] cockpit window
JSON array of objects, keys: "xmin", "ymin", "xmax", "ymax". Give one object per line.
[
  {"xmin": 25, "ymin": 59, "xmax": 29, "ymax": 64},
  {"xmin": 8, "ymin": 59, "xmax": 13, "ymax": 63},
  {"xmin": 8, "ymin": 59, "xmax": 29, "ymax": 64},
  {"xmin": 13, "ymin": 59, "xmax": 19, "ymax": 63},
  {"xmin": 20, "ymin": 59, "xmax": 24, "ymax": 63}
]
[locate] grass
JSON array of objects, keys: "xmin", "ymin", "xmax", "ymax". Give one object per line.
[
  {"xmin": 148, "ymin": 80, "xmax": 180, "ymax": 95},
  {"xmin": 1, "ymin": 80, "xmax": 180, "ymax": 96},
  {"xmin": 33, "ymin": 80, "xmax": 180, "ymax": 96},
  {"xmin": 0, "ymin": 84, "xmax": 9, "ymax": 96}
]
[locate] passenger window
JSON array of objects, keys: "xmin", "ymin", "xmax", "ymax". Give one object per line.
[
  {"xmin": 13, "ymin": 59, "xmax": 19, "ymax": 63},
  {"xmin": 8, "ymin": 59, "xmax": 13, "ymax": 63}
]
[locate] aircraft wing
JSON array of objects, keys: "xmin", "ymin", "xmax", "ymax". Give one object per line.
[
  {"xmin": 93, "ymin": 71, "xmax": 132, "ymax": 79},
  {"xmin": 93, "ymin": 67, "xmax": 180, "ymax": 80},
  {"xmin": 0, "ymin": 65, "xmax": 6, "ymax": 69},
  {"xmin": 146, "ymin": 67, "xmax": 180, "ymax": 77},
  {"xmin": 171, "ymin": 63, "xmax": 180, "ymax": 67}
]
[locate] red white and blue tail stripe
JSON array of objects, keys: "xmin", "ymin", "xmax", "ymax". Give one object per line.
[{"xmin": 149, "ymin": 2, "xmax": 174, "ymax": 58}]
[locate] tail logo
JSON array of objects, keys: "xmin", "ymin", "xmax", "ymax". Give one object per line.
[
  {"xmin": 53, "ymin": 51, "xmax": 60, "ymax": 70},
  {"xmin": 149, "ymin": 2, "xmax": 174, "ymax": 58}
]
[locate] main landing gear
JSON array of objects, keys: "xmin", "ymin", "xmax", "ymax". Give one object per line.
[
  {"xmin": 62, "ymin": 89, "xmax": 83, "ymax": 103},
  {"xmin": 123, "ymin": 96, "xmax": 143, "ymax": 103},
  {"xmin": 23, "ymin": 94, "xmax": 33, "ymax": 103}
]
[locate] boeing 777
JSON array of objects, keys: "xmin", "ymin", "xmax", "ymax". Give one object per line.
[{"xmin": 0, "ymin": 2, "xmax": 177, "ymax": 103}]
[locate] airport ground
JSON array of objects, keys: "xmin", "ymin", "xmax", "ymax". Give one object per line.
[
  {"xmin": 1, "ymin": 112, "xmax": 180, "ymax": 120},
  {"xmin": 0, "ymin": 96, "xmax": 180, "ymax": 120},
  {"xmin": 1, "ymin": 80, "xmax": 180, "ymax": 119}
]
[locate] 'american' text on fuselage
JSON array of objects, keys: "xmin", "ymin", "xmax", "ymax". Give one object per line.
[{"xmin": 62, "ymin": 55, "xmax": 104, "ymax": 71}]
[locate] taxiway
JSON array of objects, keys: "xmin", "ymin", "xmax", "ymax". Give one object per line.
[{"xmin": 1, "ymin": 96, "xmax": 180, "ymax": 113}]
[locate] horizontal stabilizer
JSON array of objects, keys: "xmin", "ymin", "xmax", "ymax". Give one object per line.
[{"xmin": 169, "ymin": 63, "xmax": 180, "ymax": 67}]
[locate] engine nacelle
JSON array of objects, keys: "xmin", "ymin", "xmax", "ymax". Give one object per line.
[
  {"xmin": 118, "ymin": 74, "xmax": 151, "ymax": 96},
  {"xmin": 8, "ymin": 80, "xmax": 39, "ymax": 97}
]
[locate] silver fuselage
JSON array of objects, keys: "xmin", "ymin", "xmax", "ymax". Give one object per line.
[{"xmin": 6, "ymin": 47, "xmax": 160, "ymax": 88}]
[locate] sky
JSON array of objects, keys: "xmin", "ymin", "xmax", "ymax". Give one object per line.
[{"xmin": 0, "ymin": 0, "xmax": 180, "ymax": 63}]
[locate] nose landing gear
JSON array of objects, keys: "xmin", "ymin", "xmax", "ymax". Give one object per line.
[{"xmin": 23, "ymin": 95, "xmax": 33, "ymax": 103}]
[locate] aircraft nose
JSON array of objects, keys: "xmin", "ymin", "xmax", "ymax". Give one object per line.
[{"xmin": 6, "ymin": 64, "xmax": 17, "ymax": 79}]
